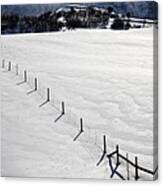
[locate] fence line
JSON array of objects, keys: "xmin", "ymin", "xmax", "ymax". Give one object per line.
[
  {"xmin": 1, "ymin": 59, "xmax": 157, "ymax": 180},
  {"xmin": 1, "ymin": 59, "xmax": 102, "ymax": 161},
  {"xmin": 106, "ymin": 145, "xmax": 158, "ymax": 180}
]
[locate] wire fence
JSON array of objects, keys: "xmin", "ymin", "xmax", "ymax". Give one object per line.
[
  {"xmin": 1, "ymin": 59, "xmax": 157, "ymax": 180},
  {"xmin": 106, "ymin": 145, "xmax": 158, "ymax": 180},
  {"xmin": 1, "ymin": 59, "xmax": 103, "ymax": 160}
]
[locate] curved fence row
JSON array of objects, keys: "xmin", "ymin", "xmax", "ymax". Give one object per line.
[{"xmin": 1, "ymin": 59, "xmax": 156, "ymax": 180}]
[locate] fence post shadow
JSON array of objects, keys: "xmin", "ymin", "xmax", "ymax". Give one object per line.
[
  {"xmin": 96, "ymin": 135, "xmax": 107, "ymax": 166},
  {"xmin": 16, "ymin": 70, "xmax": 27, "ymax": 85},
  {"xmin": 108, "ymin": 155, "xmax": 125, "ymax": 180},
  {"xmin": 27, "ymin": 78, "xmax": 37, "ymax": 95},
  {"xmin": 54, "ymin": 102, "xmax": 65, "ymax": 122},
  {"xmin": 73, "ymin": 118, "xmax": 84, "ymax": 141},
  {"xmin": 39, "ymin": 88, "xmax": 50, "ymax": 107},
  {"xmin": 27, "ymin": 89, "xmax": 37, "ymax": 95}
]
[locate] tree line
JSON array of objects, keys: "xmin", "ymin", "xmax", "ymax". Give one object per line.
[{"xmin": 1, "ymin": 6, "xmax": 134, "ymax": 34}]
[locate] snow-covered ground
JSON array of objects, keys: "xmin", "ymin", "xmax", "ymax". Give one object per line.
[{"xmin": 1, "ymin": 28, "xmax": 156, "ymax": 180}]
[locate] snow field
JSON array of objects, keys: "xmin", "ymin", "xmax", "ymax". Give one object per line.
[{"xmin": 1, "ymin": 27, "xmax": 156, "ymax": 180}]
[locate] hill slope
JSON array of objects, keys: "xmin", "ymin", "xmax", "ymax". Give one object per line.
[{"xmin": 1, "ymin": 28, "xmax": 156, "ymax": 180}]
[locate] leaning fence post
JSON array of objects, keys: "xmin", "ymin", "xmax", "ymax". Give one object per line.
[
  {"xmin": 38, "ymin": 87, "xmax": 50, "ymax": 107},
  {"xmin": 80, "ymin": 118, "xmax": 84, "ymax": 132},
  {"xmin": 73, "ymin": 118, "xmax": 84, "ymax": 141},
  {"xmin": 8, "ymin": 61, "xmax": 11, "ymax": 71},
  {"xmin": 61, "ymin": 101, "xmax": 65, "ymax": 115},
  {"xmin": 34, "ymin": 78, "xmax": 38, "ymax": 91},
  {"xmin": 135, "ymin": 156, "xmax": 139, "ymax": 180},
  {"xmin": 2, "ymin": 59, "xmax": 5, "ymax": 68},
  {"xmin": 24, "ymin": 70, "xmax": 27, "ymax": 82},
  {"xmin": 47, "ymin": 88, "xmax": 50, "ymax": 102},
  {"xmin": 96, "ymin": 135, "xmax": 107, "ymax": 166},
  {"xmin": 116, "ymin": 145, "xmax": 120, "ymax": 166},
  {"xmin": 126, "ymin": 153, "xmax": 130, "ymax": 180},
  {"xmin": 103, "ymin": 135, "xmax": 107, "ymax": 153},
  {"xmin": 16, "ymin": 64, "xmax": 18, "ymax": 75}
]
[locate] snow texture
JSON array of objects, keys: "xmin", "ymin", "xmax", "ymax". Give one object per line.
[{"xmin": 1, "ymin": 27, "xmax": 156, "ymax": 180}]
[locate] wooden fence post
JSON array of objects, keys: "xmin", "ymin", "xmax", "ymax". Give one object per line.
[
  {"xmin": 135, "ymin": 156, "xmax": 139, "ymax": 180},
  {"xmin": 126, "ymin": 153, "xmax": 130, "ymax": 180},
  {"xmin": 103, "ymin": 135, "xmax": 107, "ymax": 153},
  {"xmin": 24, "ymin": 70, "xmax": 27, "ymax": 82},
  {"xmin": 47, "ymin": 88, "xmax": 50, "ymax": 102},
  {"xmin": 2, "ymin": 59, "xmax": 5, "ymax": 68},
  {"xmin": 61, "ymin": 101, "xmax": 65, "ymax": 115},
  {"xmin": 80, "ymin": 118, "xmax": 84, "ymax": 132},
  {"xmin": 16, "ymin": 64, "xmax": 18, "ymax": 75},
  {"xmin": 96, "ymin": 135, "xmax": 107, "ymax": 166},
  {"xmin": 73, "ymin": 118, "xmax": 84, "ymax": 141},
  {"xmin": 34, "ymin": 78, "xmax": 37, "ymax": 91},
  {"xmin": 116, "ymin": 145, "xmax": 120, "ymax": 166},
  {"xmin": 8, "ymin": 61, "xmax": 11, "ymax": 71}
]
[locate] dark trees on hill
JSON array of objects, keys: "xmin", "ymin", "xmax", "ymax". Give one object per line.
[
  {"xmin": 107, "ymin": 6, "xmax": 114, "ymax": 15},
  {"xmin": 2, "ymin": 14, "xmax": 19, "ymax": 30},
  {"xmin": 111, "ymin": 16, "xmax": 125, "ymax": 30},
  {"xmin": 1, "ymin": 6, "xmax": 136, "ymax": 34},
  {"xmin": 126, "ymin": 12, "xmax": 131, "ymax": 19},
  {"xmin": 66, "ymin": 19, "xmax": 82, "ymax": 30}
]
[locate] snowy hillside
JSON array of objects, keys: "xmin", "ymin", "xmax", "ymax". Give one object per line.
[{"xmin": 1, "ymin": 27, "xmax": 156, "ymax": 180}]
